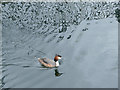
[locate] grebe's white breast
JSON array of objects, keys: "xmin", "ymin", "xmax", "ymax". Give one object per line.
[{"xmin": 55, "ymin": 61, "xmax": 59, "ymax": 67}]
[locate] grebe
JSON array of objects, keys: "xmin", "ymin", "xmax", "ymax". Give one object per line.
[{"xmin": 38, "ymin": 54, "xmax": 62, "ymax": 68}]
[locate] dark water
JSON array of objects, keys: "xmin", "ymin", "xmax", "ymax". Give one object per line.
[{"xmin": 1, "ymin": 2, "xmax": 119, "ymax": 88}]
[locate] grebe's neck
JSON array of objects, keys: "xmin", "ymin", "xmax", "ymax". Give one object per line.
[{"xmin": 55, "ymin": 61, "xmax": 59, "ymax": 67}]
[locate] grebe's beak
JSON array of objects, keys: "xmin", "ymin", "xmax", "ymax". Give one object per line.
[{"xmin": 58, "ymin": 57, "xmax": 62, "ymax": 59}]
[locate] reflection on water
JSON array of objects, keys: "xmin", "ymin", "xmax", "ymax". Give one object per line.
[
  {"xmin": 1, "ymin": 1, "xmax": 119, "ymax": 88},
  {"xmin": 54, "ymin": 69, "xmax": 63, "ymax": 77},
  {"xmin": 2, "ymin": 2, "xmax": 119, "ymax": 43},
  {"xmin": 115, "ymin": 8, "xmax": 120, "ymax": 23}
]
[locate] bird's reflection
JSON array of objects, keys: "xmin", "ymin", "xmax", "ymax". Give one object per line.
[{"xmin": 54, "ymin": 69, "xmax": 63, "ymax": 77}]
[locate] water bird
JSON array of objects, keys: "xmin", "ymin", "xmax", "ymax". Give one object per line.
[{"xmin": 38, "ymin": 54, "xmax": 62, "ymax": 68}]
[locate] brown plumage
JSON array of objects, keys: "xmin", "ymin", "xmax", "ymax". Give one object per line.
[{"xmin": 38, "ymin": 58, "xmax": 56, "ymax": 68}]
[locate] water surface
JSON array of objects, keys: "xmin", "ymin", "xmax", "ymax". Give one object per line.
[{"xmin": 1, "ymin": 2, "xmax": 119, "ymax": 88}]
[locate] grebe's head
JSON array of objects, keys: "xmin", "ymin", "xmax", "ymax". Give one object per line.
[{"xmin": 54, "ymin": 54, "xmax": 62, "ymax": 62}]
